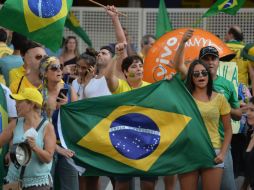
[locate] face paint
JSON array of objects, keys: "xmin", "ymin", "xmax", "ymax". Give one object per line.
[{"xmin": 128, "ymin": 72, "xmax": 135, "ymax": 77}]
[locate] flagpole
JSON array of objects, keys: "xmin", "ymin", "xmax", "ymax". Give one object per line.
[{"xmin": 88, "ymin": 0, "xmax": 128, "ymax": 17}]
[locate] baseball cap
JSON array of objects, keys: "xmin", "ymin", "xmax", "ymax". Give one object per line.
[
  {"xmin": 199, "ymin": 46, "xmax": 219, "ymax": 59},
  {"xmin": 10, "ymin": 88, "xmax": 43, "ymax": 107}
]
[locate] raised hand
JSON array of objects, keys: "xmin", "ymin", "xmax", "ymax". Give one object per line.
[
  {"xmin": 182, "ymin": 29, "xmax": 194, "ymax": 43},
  {"xmin": 115, "ymin": 42, "xmax": 127, "ymax": 55},
  {"xmin": 105, "ymin": 5, "xmax": 118, "ymax": 18}
]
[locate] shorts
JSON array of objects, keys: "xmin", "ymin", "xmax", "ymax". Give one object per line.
[{"xmin": 213, "ymin": 149, "xmax": 225, "ymax": 168}]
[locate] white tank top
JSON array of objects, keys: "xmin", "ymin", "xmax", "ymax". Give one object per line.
[{"xmin": 72, "ymin": 76, "xmax": 111, "ymax": 100}]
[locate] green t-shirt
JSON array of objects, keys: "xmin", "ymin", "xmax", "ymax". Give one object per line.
[{"xmin": 213, "ymin": 75, "xmax": 239, "ymax": 139}]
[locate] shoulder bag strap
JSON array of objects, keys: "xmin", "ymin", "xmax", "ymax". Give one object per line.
[
  {"xmin": 16, "ymin": 76, "xmax": 24, "ymax": 94},
  {"xmin": 35, "ymin": 117, "xmax": 47, "ymax": 132}
]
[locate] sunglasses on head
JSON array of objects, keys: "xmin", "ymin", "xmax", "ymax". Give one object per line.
[
  {"xmin": 193, "ymin": 70, "xmax": 208, "ymax": 78},
  {"xmin": 48, "ymin": 64, "xmax": 63, "ymax": 71},
  {"xmin": 35, "ymin": 55, "xmax": 44, "ymax": 60}
]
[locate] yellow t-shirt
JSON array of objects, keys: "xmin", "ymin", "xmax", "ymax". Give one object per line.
[
  {"xmin": 113, "ymin": 79, "xmax": 150, "ymax": 94},
  {"xmin": 9, "ymin": 66, "xmax": 26, "ymax": 85},
  {"xmin": 10, "ymin": 76, "xmax": 41, "ymax": 93},
  {"xmin": 195, "ymin": 93, "xmax": 230, "ymax": 149}
]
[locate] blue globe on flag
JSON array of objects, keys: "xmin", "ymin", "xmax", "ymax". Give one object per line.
[
  {"xmin": 28, "ymin": 0, "xmax": 62, "ymax": 18},
  {"xmin": 109, "ymin": 113, "xmax": 161, "ymax": 160},
  {"xmin": 223, "ymin": 1, "xmax": 233, "ymax": 9}
]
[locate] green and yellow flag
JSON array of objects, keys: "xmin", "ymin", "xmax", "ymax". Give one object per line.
[
  {"xmin": 0, "ymin": 0, "xmax": 73, "ymax": 51},
  {"xmin": 65, "ymin": 12, "xmax": 92, "ymax": 47},
  {"xmin": 203, "ymin": 0, "xmax": 246, "ymax": 17},
  {"xmin": 0, "ymin": 85, "xmax": 8, "ymax": 190},
  {"xmin": 59, "ymin": 77, "xmax": 216, "ymax": 176},
  {"xmin": 155, "ymin": 0, "xmax": 172, "ymax": 39}
]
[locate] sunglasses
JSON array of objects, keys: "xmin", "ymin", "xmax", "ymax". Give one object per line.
[
  {"xmin": 48, "ymin": 64, "xmax": 63, "ymax": 71},
  {"xmin": 193, "ymin": 70, "xmax": 208, "ymax": 78},
  {"xmin": 34, "ymin": 55, "xmax": 44, "ymax": 60}
]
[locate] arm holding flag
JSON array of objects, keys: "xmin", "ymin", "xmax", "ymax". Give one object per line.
[
  {"xmin": 105, "ymin": 5, "xmax": 126, "ymax": 44},
  {"xmin": 105, "ymin": 5, "xmax": 128, "ymax": 80},
  {"xmin": 215, "ymin": 112, "xmax": 232, "ymax": 163}
]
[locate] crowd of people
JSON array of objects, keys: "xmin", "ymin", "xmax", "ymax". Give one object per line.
[{"xmin": 0, "ymin": 5, "xmax": 254, "ymax": 190}]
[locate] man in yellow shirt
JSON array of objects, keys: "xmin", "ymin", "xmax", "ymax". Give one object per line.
[
  {"xmin": 9, "ymin": 40, "xmax": 44, "ymax": 85},
  {"xmin": 9, "ymin": 41, "xmax": 46, "ymax": 93}
]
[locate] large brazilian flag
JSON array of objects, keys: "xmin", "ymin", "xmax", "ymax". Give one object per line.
[
  {"xmin": 0, "ymin": 0, "xmax": 73, "ymax": 51},
  {"xmin": 0, "ymin": 85, "xmax": 8, "ymax": 190},
  {"xmin": 59, "ymin": 76, "xmax": 216, "ymax": 176},
  {"xmin": 203, "ymin": 0, "xmax": 246, "ymax": 18}
]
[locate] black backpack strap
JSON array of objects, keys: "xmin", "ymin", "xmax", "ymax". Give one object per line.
[
  {"xmin": 36, "ymin": 117, "xmax": 47, "ymax": 132},
  {"xmin": 19, "ymin": 166, "xmax": 25, "ymax": 181},
  {"xmin": 16, "ymin": 76, "xmax": 24, "ymax": 94}
]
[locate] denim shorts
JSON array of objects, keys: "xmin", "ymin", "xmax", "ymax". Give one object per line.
[{"xmin": 213, "ymin": 149, "xmax": 225, "ymax": 168}]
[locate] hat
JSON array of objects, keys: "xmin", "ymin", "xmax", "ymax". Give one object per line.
[
  {"xmin": 199, "ymin": 46, "xmax": 219, "ymax": 59},
  {"xmin": 10, "ymin": 88, "xmax": 43, "ymax": 106},
  {"xmin": 241, "ymin": 43, "xmax": 254, "ymax": 62}
]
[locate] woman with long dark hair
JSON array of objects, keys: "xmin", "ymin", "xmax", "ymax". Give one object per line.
[{"xmin": 175, "ymin": 58, "xmax": 232, "ymax": 190}]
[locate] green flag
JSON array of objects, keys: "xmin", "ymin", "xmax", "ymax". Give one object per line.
[
  {"xmin": 203, "ymin": 0, "xmax": 246, "ymax": 18},
  {"xmin": 59, "ymin": 77, "xmax": 216, "ymax": 176},
  {"xmin": 155, "ymin": 0, "xmax": 172, "ymax": 39},
  {"xmin": 0, "ymin": 0, "xmax": 73, "ymax": 51},
  {"xmin": 65, "ymin": 12, "xmax": 92, "ymax": 47},
  {"xmin": 0, "ymin": 85, "xmax": 8, "ymax": 190}
]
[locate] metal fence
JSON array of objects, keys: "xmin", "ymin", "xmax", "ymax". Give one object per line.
[{"xmin": 64, "ymin": 7, "xmax": 254, "ymax": 53}]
